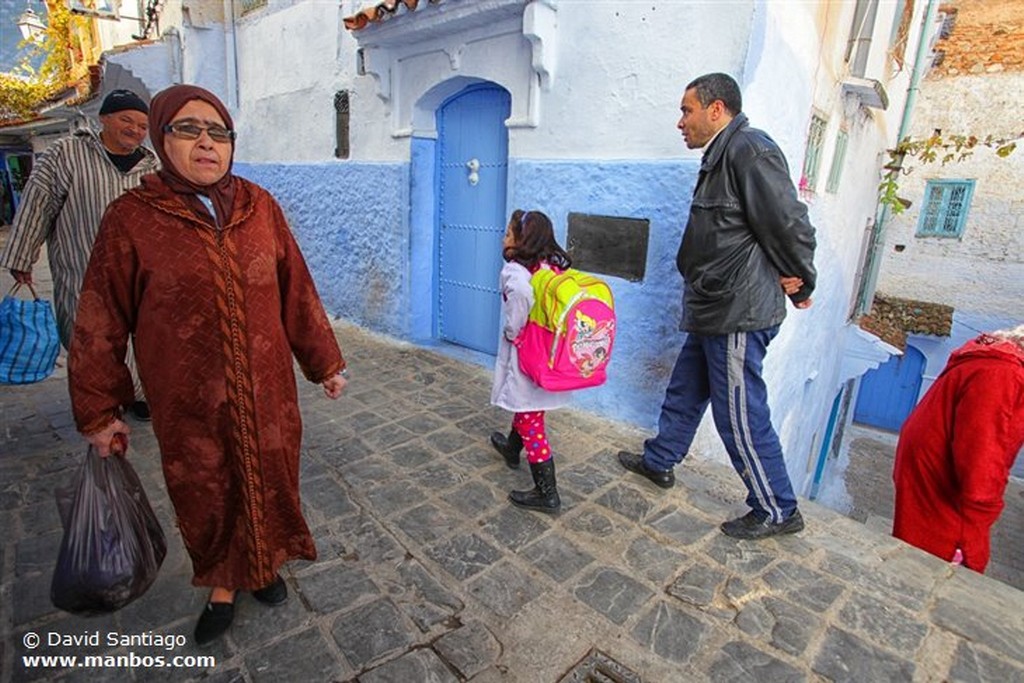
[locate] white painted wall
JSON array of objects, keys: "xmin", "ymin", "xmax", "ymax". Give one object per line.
[
  {"xmin": 92, "ymin": 0, "xmax": 184, "ymax": 53},
  {"xmin": 878, "ymin": 72, "xmax": 1024, "ymax": 319},
  {"xmin": 717, "ymin": 0, "xmax": 926, "ymax": 496},
  {"xmin": 219, "ymin": 0, "xmax": 759, "ymax": 162},
  {"xmin": 230, "ymin": 0, "xmax": 352, "ymax": 161},
  {"xmin": 507, "ymin": 2, "xmax": 754, "ymax": 160}
]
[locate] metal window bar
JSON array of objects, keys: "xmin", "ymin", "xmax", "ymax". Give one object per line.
[
  {"xmin": 802, "ymin": 115, "xmax": 828, "ymax": 191},
  {"xmin": 335, "ymin": 91, "xmax": 350, "ymax": 159},
  {"xmin": 918, "ymin": 180, "xmax": 973, "ymax": 237},
  {"xmin": 920, "ymin": 184, "xmax": 945, "ymax": 234},
  {"xmin": 826, "ymin": 130, "xmax": 849, "ymax": 194},
  {"xmin": 942, "ymin": 185, "xmax": 968, "ymax": 234}
]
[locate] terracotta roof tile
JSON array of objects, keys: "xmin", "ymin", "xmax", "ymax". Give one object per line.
[{"xmin": 344, "ymin": 0, "xmax": 445, "ymax": 31}]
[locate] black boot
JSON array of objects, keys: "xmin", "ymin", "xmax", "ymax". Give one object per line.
[
  {"xmin": 490, "ymin": 429, "xmax": 523, "ymax": 469},
  {"xmin": 509, "ymin": 458, "xmax": 560, "ymax": 513}
]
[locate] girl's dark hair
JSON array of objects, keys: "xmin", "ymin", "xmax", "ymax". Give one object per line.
[{"xmin": 504, "ymin": 209, "xmax": 572, "ymax": 270}]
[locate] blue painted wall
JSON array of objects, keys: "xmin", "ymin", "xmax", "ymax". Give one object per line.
[
  {"xmin": 234, "ymin": 157, "xmax": 700, "ymax": 430},
  {"xmin": 508, "ymin": 159, "xmax": 698, "ymax": 426},
  {"xmin": 234, "ymin": 162, "xmax": 409, "ymax": 338}
]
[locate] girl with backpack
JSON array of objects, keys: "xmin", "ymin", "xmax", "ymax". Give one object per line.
[{"xmin": 489, "ymin": 209, "xmax": 573, "ymax": 513}]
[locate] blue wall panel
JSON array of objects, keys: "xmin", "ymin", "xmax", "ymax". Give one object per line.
[
  {"xmin": 236, "ymin": 158, "xmax": 701, "ymax": 432},
  {"xmin": 509, "ymin": 159, "xmax": 698, "ymax": 427},
  {"xmin": 234, "ymin": 162, "xmax": 409, "ymax": 337}
]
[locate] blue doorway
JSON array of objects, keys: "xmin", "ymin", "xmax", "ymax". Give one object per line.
[
  {"xmin": 853, "ymin": 346, "xmax": 926, "ymax": 432},
  {"xmin": 435, "ymin": 84, "xmax": 510, "ymax": 355}
]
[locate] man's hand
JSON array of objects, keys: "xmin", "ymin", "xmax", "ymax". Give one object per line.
[
  {"xmin": 779, "ymin": 276, "xmax": 803, "ymax": 295},
  {"xmin": 84, "ymin": 419, "xmax": 131, "ymax": 457},
  {"xmin": 323, "ymin": 372, "xmax": 348, "ymax": 400},
  {"xmin": 780, "ymin": 276, "xmax": 812, "ymax": 308},
  {"xmin": 10, "ymin": 269, "xmax": 32, "ymax": 285}
]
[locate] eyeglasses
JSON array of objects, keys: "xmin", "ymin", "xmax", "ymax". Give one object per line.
[{"xmin": 163, "ymin": 122, "xmax": 236, "ymax": 143}]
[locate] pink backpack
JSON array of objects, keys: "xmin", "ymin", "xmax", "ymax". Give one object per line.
[{"xmin": 514, "ymin": 267, "xmax": 616, "ymax": 391}]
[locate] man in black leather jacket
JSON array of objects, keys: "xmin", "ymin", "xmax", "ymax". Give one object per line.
[{"xmin": 618, "ymin": 72, "xmax": 817, "ymax": 540}]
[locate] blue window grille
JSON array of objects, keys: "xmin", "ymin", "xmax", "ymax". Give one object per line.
[
  {"xmin": 801, "ymin": 114, "xmax": 828, "ymax": 192},
  {"xmin": 916, "ymin": 179, "xmax": 975, "ymax": 237},
  {"xmin": 825, "ymin": 129, "xmax": 849, "ymax": 194}
]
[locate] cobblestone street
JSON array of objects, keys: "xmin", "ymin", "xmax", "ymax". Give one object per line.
[
  {"xmin": 843, "ymin": 424, "xmax": 1024, "ymax": 592},
  {"xmin": 2, "ymin": 238, "xmax": 1024, "ymax": 681}
]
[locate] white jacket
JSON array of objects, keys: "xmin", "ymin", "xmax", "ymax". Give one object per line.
[{"xmin": 490, "ymin": 261, "xmax": 573, "ymax": 412}]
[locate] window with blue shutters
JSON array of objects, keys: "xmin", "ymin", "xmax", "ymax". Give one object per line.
[
  {"xmin": 825, "ymin": 129, "xmax": 849, "ymax": 194},
  {"xmin": 916, "ymin": 179, "xmax": 975, "ymax": 238},
  {"xmin": 802, "ymin": 114, "xmax": 828, "ymax": 192}
]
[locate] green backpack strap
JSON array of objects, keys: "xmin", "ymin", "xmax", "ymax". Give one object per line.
[{"xmin": 529, "ymin": 268, "xmax": 607, "ymax": 331}]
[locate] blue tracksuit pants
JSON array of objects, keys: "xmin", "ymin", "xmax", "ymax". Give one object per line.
[{"xmin": 642, "ymin": 327, "xmax": 797, "ymax": 523}]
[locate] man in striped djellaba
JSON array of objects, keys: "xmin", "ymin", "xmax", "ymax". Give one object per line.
[{"xmin": 0, "ymin": 89, "xmax": 160, "ymax": 419}]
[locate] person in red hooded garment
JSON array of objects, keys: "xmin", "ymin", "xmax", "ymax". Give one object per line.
[{"xmin": 892, "ymin": 324, "xmax": 1024, "ymax": 572}]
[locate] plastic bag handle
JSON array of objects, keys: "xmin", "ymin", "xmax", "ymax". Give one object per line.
[{"xmin": 7, "ymin": 282, "xmax": 41, "ymax": 300}]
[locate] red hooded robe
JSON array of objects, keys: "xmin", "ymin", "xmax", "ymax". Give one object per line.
[{"xmin": 892, "ymin": 335, "xmax": 1024, "ymax": 572}]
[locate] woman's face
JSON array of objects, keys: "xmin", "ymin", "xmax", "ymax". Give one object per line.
[{"xmin": 162, "ymin": 99, "xmax": 232, "ymax": 186}]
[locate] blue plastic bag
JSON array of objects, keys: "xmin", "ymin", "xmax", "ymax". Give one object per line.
[{"xmin": 0, "ymin": 283, "xmax": 59, "ymax": 384}]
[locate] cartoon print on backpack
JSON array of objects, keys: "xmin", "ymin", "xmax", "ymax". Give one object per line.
[
  {"xmin": 567, "ymin": 306, "xmax": 615, "ymax": 378},
  {"xmin": 514, "ymin": 263, "xmax": 616, "ymax": 391}
]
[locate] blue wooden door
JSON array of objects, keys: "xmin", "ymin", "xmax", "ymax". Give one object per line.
[
  {"xmin": 853, "ymin": 346, "xmax": 926, "ymax": 432},
  {"xmin": 436, "ymin": 84, "xmax": 510, "ymax": 354}
]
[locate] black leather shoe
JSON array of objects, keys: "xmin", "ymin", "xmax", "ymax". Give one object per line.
[
  {"xmin": 130, "ymin": 400, "xmax": 152, "ymax": 421},
  {"xmin": 194, "ymin": 601, "xmax": 234, "ymax": 646},
  {"xmin": 617, "ymin": 451, "xmax": 675, "ymax": 489},
  {"xmin": 252, "ymin": 574, "xmax": 288, "ymax": 606},
  {"xmin": 720, "ymin": 509, "xmax": 805, "ymax": 540}
]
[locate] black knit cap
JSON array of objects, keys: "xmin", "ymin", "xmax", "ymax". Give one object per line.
[{"xmin": 99, "ymin": 89, "xmax": 149, "ymax": 115}]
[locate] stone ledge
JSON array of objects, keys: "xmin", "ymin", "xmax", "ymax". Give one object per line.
[{"xmin": 857, "ymin": 293, "xmax": 953, "ymax": 350}]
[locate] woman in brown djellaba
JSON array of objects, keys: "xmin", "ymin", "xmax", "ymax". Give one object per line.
[{"xmin": 69, "ymin": 84, "xmax": 348, "ymax": 646}]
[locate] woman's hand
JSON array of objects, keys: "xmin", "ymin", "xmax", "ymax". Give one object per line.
[
  {"xmin": 322, "ymin": 372, "xmax": 348, "ymax": 400},
  {"xmin": 84, "ymin": 419, "xmax": 131, "ymax": 457}
]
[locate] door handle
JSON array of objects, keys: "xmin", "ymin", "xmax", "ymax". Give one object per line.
[{"xmin": 466, "ymin": 158, "xmax": 480, "ymax": 186}]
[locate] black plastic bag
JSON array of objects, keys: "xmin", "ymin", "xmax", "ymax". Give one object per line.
[{"xmin": 51, "ymin": 446, "xmax": 167, "ymax": 615}]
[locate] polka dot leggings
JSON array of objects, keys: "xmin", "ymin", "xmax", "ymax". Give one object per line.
[{"xmin": 513, "ymin": 411, "xmax": 552, "ymax": 464}]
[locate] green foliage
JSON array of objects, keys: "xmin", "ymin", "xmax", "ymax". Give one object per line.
[
  {"xmin": 0, "ymin": 2, "xmax": 89, "ymax": 122},
  {"xmin": 0, "ymin": 69, "xmax": 59, "ymax": 120},
  {"xmin": 879, "ymin": 130, "xmax": 1023, "ymax": 214}
]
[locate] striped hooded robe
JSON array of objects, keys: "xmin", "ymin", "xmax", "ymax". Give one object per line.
[{"xmin": 0, "ymin": 128, "xmax": 159, "ymax": 348}]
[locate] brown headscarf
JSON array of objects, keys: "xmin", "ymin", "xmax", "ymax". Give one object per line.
[{"xmin": 148, "ymin": 84, "xmax": 237, "ymax": 227}]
